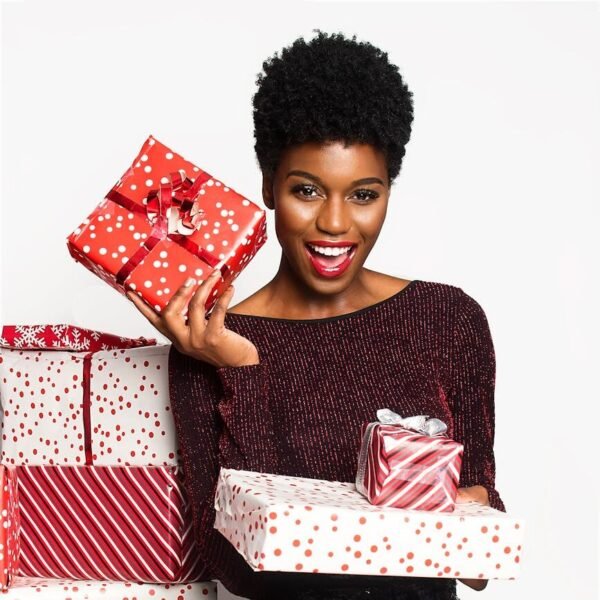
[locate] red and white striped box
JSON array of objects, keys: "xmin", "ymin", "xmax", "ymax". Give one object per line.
[
  {"xmin": 355, "ymin": 410, "xmax": 464, "ymax": 512},
  {"xmin": 0, "ymin": 465, "xmax": 20, "ymax": 590},
  {"xmin": 0, "ymin": 324, "xmax": 179, "ymax": 467},
  {"xmin": 214, "ymin": 468, "xmax": 526, "ymax": 580},
  {"xmin": 15, "ymin": 464, "xmax": 206, "ymax": 584},
  {"xmin": 4, "ymin": 577, "xmax": 217, "ymax": 598}
]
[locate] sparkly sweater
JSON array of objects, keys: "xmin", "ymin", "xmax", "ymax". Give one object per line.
[{"xmin": 167, "ymin": 279, "xmax": 506, "ymax": 599}]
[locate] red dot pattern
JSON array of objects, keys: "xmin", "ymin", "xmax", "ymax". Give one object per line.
[
  {"xmin": 4, "ymin": 577, "xmax": 216, "ymax": 598},
  {"xmin": 215, "ymin": 469, "xmax": 526, "ymax": 580},
  {"xmin": 0, "ymin": 346, "xmax": 181, "ymax": 466}
]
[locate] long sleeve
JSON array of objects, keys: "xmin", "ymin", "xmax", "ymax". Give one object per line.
[
  {"xmin": 447, "ymin": 292, "xmax": 506, "ymax": 513},
  {"xmin": 167, "ymin": 344, "xmax": 280, "ymax": 597},
  {"xmin": 216, "ymin": 359, "xmax": 280, "ymax": 473}
]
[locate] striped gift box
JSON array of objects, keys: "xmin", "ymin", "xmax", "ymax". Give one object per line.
[
  {"xmin": 0, "ymin": 465, "xmax": 20, "ymax": 590},
  {"xmin": 355, "ymin": 411, "xmax": 463, "ymax": 512},
  {"xmin": 15, "ymin": 464, "xmax": 206, "ymax": 583}
]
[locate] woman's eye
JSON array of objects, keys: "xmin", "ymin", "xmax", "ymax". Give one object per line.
[
  {"xmin": 353, "ymin": 189, "xmax": 379, "ymax": 203},
  {"xmin": 293, "ymin": 184, "xmax": 319, "ymax": 198}
]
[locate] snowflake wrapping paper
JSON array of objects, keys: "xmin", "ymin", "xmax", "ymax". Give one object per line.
[
  {"xmin": 0, "ymin": 324, "xmax": 178, "ymax": 467},
  {"xmin": 355, "ymin": 416, "xmax": 463, "ymax": 512},
  {"xmin": 66, "ymin": 134, "xmax": 268, "ymax": 315},
  {"xmin": 3, "ymin": 577, "xmax": 217, "ymax": 599},
  {"xmin": 214, "ymin": 468, "xmax": 526, "ymax": 580},
  {"xmin": 0, "ymin": 466, "xmax": 20, "ymax": 590},
  {"xmin": 15, "ymin": 465, "xmax": 205, "ymax": 584}
]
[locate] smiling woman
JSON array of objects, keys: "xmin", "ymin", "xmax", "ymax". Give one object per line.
[{"xmin": 128, "ymin": 29, "xmax": 505, "ymax": 600}]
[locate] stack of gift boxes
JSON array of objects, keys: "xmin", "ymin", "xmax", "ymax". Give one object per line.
[
  {"xmin": 1, "ymin": 133, "xmax": 526, "ymax": 596},
  {"xmin": 0, "ymin": 324, "xmax": 217, "ymax": 598},
  {"xmin": 0, "ymin": 134, "xmax": 270, "ymax": 597}
]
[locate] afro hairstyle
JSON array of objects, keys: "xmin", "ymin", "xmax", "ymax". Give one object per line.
[{"xmin": 252, "ymin": 29, "xmax": 414, "ymax": 186}]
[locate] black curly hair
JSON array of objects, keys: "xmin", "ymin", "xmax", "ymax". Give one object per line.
[{"xmin": 252, "ymin": 29, "xmax": 414, "ymax": 187}]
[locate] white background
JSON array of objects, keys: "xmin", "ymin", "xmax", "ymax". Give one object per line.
[{"xmin": 2, "ymin": 1, "xmax": 599, "ymax": 599}]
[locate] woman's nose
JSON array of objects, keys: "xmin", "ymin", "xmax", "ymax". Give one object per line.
[{"xmin": 315, "ymin": 196, "xmax": 352, "ymax": 234}]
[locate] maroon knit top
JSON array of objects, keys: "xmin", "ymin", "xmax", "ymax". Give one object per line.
[{"xmin": 167, "ymin": 279, "xmax": 505, "ymax": 599}]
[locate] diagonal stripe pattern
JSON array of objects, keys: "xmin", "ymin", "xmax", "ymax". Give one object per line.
[
  {"xmin": 15, "ymin": 465, "xmax": 206, "ymax": 583},
  {"xmin": 357, "ymin": 423, "xmax": 463, "ymax": 512}
]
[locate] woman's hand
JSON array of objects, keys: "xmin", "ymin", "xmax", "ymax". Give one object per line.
[
  {"xmin": 125, "ymin": 272, "xmax": 260, "ymax": 368},
  {"xmin": 456, "ymin": 485, "xmax": 490, "ymax": 591}
]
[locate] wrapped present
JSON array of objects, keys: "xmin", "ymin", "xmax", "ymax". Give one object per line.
[
  {"xmin": 214, "ymin": 467, "xmax": 526, "ymax": 580},
  {"xmin": 0, "ymin": 323, "xmax": 156, "ymax": 352},
  {"xmin": 16, "ymin": 464, "xmax": 205, "ymax": 583},
  {"xmin": 0, "ymin": 324, "xmax": 178, "ymax": 466},
  {"xmin": 5, "ymin": 577, "xmax": 217, "ymax": 598},
  {"xmin": 355, "ymin": 408, "xmax": 464, "ymax": 512},
  {"xmin": 0, "ymin": 466, "xmax": 20, "ymax": 590},
  {"xmin": 66, "ymin": 134, "xmax": 267, "ymax": 315}
]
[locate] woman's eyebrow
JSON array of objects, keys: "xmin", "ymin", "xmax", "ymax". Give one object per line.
[{"xmin": 286, "ymin": 170, "xmax": 384, "ymax": 187}]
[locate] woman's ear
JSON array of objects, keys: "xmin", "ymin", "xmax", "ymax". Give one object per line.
[{"xmin": 262, "ymin": 174, "xmax": 275, "ymax": 210}]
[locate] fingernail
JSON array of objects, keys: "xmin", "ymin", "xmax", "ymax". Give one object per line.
[
  {"xmin": 184, "ymin": 277, "xmax": 196, "ymax": 287},
  {"xmin": 211, "ymin": 270, "xmax": 220, "ymax": 278}
]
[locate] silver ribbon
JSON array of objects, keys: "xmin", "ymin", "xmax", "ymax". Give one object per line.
[{"xmin": 376, "ymin": 408, "xmax": 447, "ymax": 437}]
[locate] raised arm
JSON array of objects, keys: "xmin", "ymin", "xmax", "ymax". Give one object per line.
[{"xmin": 448, "ymin": 292, "xmax": 506, "ymax": 513}]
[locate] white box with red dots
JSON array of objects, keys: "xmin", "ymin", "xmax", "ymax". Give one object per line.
[
  {"xmin": 2, "ymin": 577, "xmax": 217, "ymax": 598},
  {"xmin": 214, "ymin": 468, "xmax": 526, "ymax": 580},
  {"xmin": 0, "ymin": 325, "xmax": 179, "ymax": 467}
]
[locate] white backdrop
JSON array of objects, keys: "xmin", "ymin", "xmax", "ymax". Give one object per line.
[{"xmin": 2, "ymin": 1, "xmax": 599, "ymax": 599}]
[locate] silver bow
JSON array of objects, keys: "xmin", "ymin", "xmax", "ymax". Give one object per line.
[{"xmin": 376, "ymin": 408, "xmax": 447, "ymax": 437}]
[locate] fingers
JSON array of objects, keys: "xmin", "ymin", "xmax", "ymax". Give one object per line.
[
  {"xmin": 204, "ymin": 283, "xmax": 235, "ymax": 338},
  {"xmin": 187, "ymin": 270, "xmax": 222, "ymax": 333},
  {"xmin": 161, "ymin": 277, "xmax": 200, "ymax": 341}
]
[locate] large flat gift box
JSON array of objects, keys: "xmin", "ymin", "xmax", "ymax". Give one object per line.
[
  {"xmin": 66, "ymin": 134, "xmax": 267, "ymax": 315},
  {"xmin": 16, "ymin": 464, "xmax": 205, "ymax": 584},
  {"xmin": 214, "ymin": 468, "xmax": 526, "ymax": 580},
  {"xmin": 0, "ymin": 324, "xmax": 178, "ymax": 467},
  {"xmin": 4, "ymin": 577, "xmax": 217, "ymax": 598}
]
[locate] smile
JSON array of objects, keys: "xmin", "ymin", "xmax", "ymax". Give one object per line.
[{"xmin": 304, "ymin": 243, "xmax": 358, "ymax": 278}]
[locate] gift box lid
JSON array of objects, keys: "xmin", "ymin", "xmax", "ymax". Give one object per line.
[{"xmin": 0, "ymin": 324, "xmax": 156, "ymax": 352}]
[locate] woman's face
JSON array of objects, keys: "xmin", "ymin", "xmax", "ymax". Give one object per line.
[{"xmin": 262, "ymin": 140, "xmax": 390, "ymax": 296}]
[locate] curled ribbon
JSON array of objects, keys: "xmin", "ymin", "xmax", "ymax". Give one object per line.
[
  {"xmin": 105, "ymin": 170, "xmax": 230, "ymax": 287},
  {"xmin": 376, "ymin": 408, "xmax": 447, "ymax": 437}
]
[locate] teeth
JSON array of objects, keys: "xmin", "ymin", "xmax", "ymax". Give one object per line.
[{"xmin": 307, "ymin": 244, "xmax": 353, "ymax": 257}]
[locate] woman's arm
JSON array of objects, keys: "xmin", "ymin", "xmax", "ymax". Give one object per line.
[
  {"xmin": 447, "ymin": 291, "xmax": 506, "ymax": 513},
  {"xmin": 167, "ymin": 344, "xmax": 279, "ymax": 589},
  {"xmin": 446, "ymin": 291, "xmax": 506, "ymax": 592}
]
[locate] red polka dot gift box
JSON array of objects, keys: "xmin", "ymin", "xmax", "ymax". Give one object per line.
[
  {"xmin": 0, "ymin": 465, "xmax": 20, "ymax": 591},
  {"xmin": 214, "ymin": 468, "xmax": 526, "ymax": 580},
  {"xmin": 355, "ymin": 409, "xmax": 464, "ymax": 512},
  {"xmin": 14, "ymin": 464, "xmax": 205, "ymax": 584},
  {"xmin": 0, "ymin": 324, "xmax": 179, "ymax": 467},
  {"xmin": 3, "ymin": 577, "xmax": 217, "ymax": 598},
  {"xmin": 66, "ymin": 134, "xmax": 267, "ymax": 316}
]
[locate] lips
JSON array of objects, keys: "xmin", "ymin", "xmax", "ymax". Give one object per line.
[{"xmin": 304, "ymin": 243, "xmax": 358, "ymax": 278}]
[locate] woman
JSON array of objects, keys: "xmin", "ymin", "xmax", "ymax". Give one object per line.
[{"xmin": 127, "ymin": 30, "xmax": 505, "ymax": 600}]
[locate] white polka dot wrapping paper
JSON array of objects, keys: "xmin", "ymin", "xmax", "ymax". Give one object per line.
[
  {"xmin": 66, "ymin": 134, "xmax": 268, "ymax": 315},
  {"xmin": 214, "ymin": 468, "xmax": 526, "ymax": 581},
  {"xmin": 2, "ymin": 577, "xmax": 217, "ymax": 598},
  {"xmin": 0, "ymin": 324, "xmax": 179, "ymax": 467}
]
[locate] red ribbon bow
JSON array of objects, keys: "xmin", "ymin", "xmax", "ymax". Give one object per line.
[{"xmin": 105, "ymin": 170, "xmax": 229, "ymax": 288}]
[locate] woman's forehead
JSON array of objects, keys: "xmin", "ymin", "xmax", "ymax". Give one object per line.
[{"xmin": 276, "ymin": 141, "xmax": 388, "ymax": 182}]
